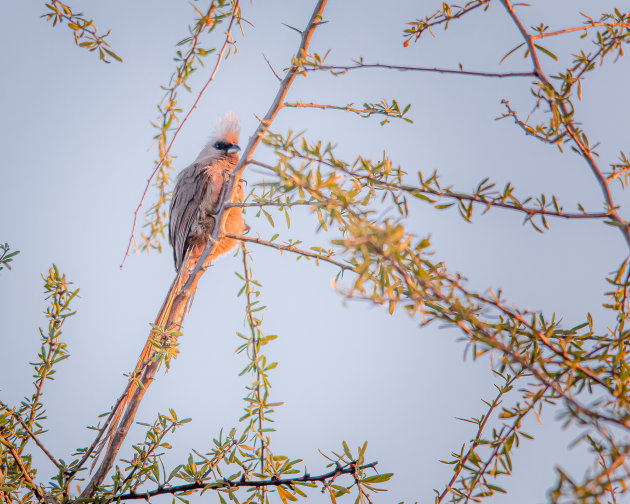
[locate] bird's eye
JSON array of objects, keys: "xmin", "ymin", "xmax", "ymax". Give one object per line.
[{"xmin": 214, "ymin": 141, "xmax": 225, "ymax": 150}]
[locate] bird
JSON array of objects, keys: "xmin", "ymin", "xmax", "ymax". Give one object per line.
[
  {"xmin": 140, "ymin": 111, "xmax": 247, "ymax": 363},
  {"xmin": 169, "ymin": 112, "xmax": 247, "ymax": 272},
  {"xmin": 92, "ymin": 113, "xmax": 246, "ymax": 474}
]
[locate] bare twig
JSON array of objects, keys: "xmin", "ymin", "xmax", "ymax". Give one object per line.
[
  {"xmin": 305, "ymin": 62, "xmax": 535, "ymax": 79},
  {"xmin": 241, "ymin": 245, "xmax": 267, "ymax": 474},
  {"xmin": 65, "ymin": 389, "xmax": 129, "ymax": 484},
  {"xmin": 263, "ymin": 53, "xmax": 283, "ymax": 81},
  {"xmin": 532, "ymin": 20, "xmax": 630, "ymax": 40},
  {"xmin": 436, "ymin": 381, "xmax": 508, "ymax": 503}
]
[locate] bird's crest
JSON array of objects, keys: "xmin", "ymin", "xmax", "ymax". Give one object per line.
[
  {"xmin": 195, "ymin": 112, "xmax": 240, "ymax": 162},
  {"xmin": 216, "ymin": 112, "xmax": 240, "ymax": 145}
]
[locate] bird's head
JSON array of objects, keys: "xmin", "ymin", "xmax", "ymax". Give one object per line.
[{"xmin": 196, "ymin": 112, "xmax": 241, "ymax": 162}]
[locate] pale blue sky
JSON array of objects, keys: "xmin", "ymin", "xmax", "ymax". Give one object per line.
[{"xmin": 1, "ymin": 1, "xmax": 629, "ymax": 503}]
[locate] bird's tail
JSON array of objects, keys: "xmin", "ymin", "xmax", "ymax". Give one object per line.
[{"xmin": 92, "ymin": 251, "xmax": 192, "ymax": 468}]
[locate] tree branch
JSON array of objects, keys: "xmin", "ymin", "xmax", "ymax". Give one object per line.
[
  {"xmin": 305, "ymin": 62, "xmax": 535, "ymax": 79},
  {"xmin": 117, "ymin": 461, "xmax": 378, "ymax": 500},
  {"xmin": 532, "ymin": 20, "xmax": 630, "ymax": 40},
  {"xmin": 284, "ymin": 101, "xmax": 407, "ymax": 119},
  {"xmin": 500, "ymin": 0, "xmax": 630, "ymax": 250},
  {"xmin": 226, "ymin": 233, "xmax": 351, "ymax": 270},
  {"xmin": 0, "ymin": 438, "xmax": 46, "ymax": 503},
  {"xmin": 0, "ymin": 404, "xmax": 61, "ymax": 470}
]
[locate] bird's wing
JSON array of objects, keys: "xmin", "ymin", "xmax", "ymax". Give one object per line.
[{"xmin": 169, "ymin": 163, "xmax": 211, "ymax": 270}]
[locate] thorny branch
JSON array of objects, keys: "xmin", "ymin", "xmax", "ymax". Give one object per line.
[
  {"xmin": 499, "ymin": 0, "xmax": 630, "ymax": 250},
  {"xmin": 0, "ymin": 403, "xmax": 61, "ymax": 470},
  {"xmin": 116, "ymin": 461, "xmax": 378, "ymax": 500},
  {"xmin": 304, "ymin": 62, "xmax": 535, "ymax": 79},
  {"xmin": 0, "ymin": 438, "xmax": 46, "ymax": 503},
  {"xmin": 284, "ymin": 101, "xmax": 408, "ymax": 120},
  {"xmin": 240, "ymin": 245, "xmax": 267, "ymax": 475},
  {"xmin": 269, "ymin": 151, "xmax": 611, "ymax": 225},
  {"xmin": 436, "ymin": 379, "xmax": 514, "ymax": 502},
  {"xmin": 227, "ymin": 233, "xmax": 351, "ymax": 270}
]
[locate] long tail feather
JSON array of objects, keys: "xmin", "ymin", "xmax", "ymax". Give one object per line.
[{"xmin": 91, "ymin": 250, "xmax": 192, "ymax": 468}]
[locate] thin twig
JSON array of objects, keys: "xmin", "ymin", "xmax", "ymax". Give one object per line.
[
  {"xmin": 436, "ymin": 379, "xmax": 516, "ymax": 502},
  {"xmin": 264, "ymin": 152, "xmax": 611, "ymax": 223},
  {"xmin": 532, "ymin": 20, "xmax": 630, "ymax": 40},
  {"xmin": 305, "ymin": 62, "xmax": 535, "ymax": 79},
  {"xmin": 65, "ymin": 389, "xmax": 129, "ymax": 484},
  {"xmin": 500, "ymin": 99, "xmax": 567, "ymax": 144},
  {"xmin": 227, "ymin": 233, "xmax": 350, "ymax": 270},
  {"xmin": 262, "ymin": 53, "xmax": 282, "ymax": 81},
  {"xmin": 225, "ymin": 199, "xmax": 315, "ymax": 208},
  {"xmin": 284, "ymin": 101, "xmax": 406, "ymax": 119},
  {"xmin": 407, "ymin": 1, "xmax": 489, "ymax": 41},
  {"xmin": 241, "ymin": 245, "xmax": 267, "ymax": 476}
]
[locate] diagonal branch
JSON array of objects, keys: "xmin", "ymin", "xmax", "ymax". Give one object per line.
[
  {"xmin": 305, "ymin": 62, "xmax": 535, "ymax": 79},
  {"xmin": 0, "ymin": 438, "xmax": 46, "ymax": 503},
  {"xmin": 0, "ymin": 404, "xmax": 61, "ymax": 470}
]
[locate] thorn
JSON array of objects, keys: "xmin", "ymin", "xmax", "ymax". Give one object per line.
[
  {"xmin": 262, "ymin": 53, "xmax": 283, "ymax": 81},
  {"xmin": 282, "ymin": 22, "xmax": 303, "ymax": 35}
]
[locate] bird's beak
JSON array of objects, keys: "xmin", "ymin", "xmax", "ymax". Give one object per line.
[{"xmin": 227, "ymin": 144, "xmax": 241, "ymax": 154}]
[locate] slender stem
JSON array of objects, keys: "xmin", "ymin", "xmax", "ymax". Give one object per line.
[
  {"xmin": 284, "ymin": 101, "xmax": 406, "ymax": 119},
  {"xmin": 532, "ymin": 20, "xmax": 630, "ymax": 40},
  {"xmin": 241, "ymin": 245, "xmax": 267, "ymax": 476},
  {"xmin": 227, "ymin": 233, "xmax": 350, "ymax": 270},
  {"xmin": 436, "ymin": 380, "xmax": 511, "ymax": 502},
  {"xmin": 0, "ymin": 404, "xmax": 61, "ymax": 470},
  {"xmin": 306, "ymin": 62, "xmax": 535, "ymax": 79}
]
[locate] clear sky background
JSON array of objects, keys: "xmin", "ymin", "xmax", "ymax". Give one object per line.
[{"xmin": 1, "ymin": 1, "xmax": 629, "ymax": 503}]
